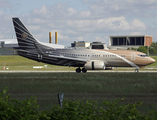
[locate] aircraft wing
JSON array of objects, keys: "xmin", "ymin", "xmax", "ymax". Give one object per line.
[
  {"xmin": 5, "ymin": 45, "xmax": 87, "ymax": 66},
  {"xmin": 48, "ymin": 54, "xmax": 87, "ymax": 62},
  {"xmin": 48, "ymin": 54, "xmax": 87, "ymax": 66},
  {"xmin": 34, "ymin": 43, "xmax": 87, "ymax": 66}
]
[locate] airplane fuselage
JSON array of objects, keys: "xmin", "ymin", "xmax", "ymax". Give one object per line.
[{"xmin": 18, "ymin": 48, "xmax": 155, "ymax": 68}]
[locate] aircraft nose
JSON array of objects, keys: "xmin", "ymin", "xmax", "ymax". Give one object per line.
[{"xmin": 149, "ymin": 58, "xmax": 155, "ymax": 64}]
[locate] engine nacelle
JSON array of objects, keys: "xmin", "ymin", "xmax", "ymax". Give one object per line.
[{"xmin": 84, "ymin": 61, "xmax": 105, "ymax": 70}]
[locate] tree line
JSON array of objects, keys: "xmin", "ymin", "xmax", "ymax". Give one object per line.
[{"xmin": 127, "ymin": 42, "xmax": 157, "ymax": 55}]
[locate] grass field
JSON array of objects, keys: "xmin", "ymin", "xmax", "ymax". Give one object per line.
[
  {"xmin": 0, "ymin": 55, "xmax": 157, "ymax": 71},
  {"xmin": 0, "ymin": 72, "xmax": 157, "ymax": 112},
  {"xmin": 0, "ymin": 55, "xmax": 75, "ymax": 71}
]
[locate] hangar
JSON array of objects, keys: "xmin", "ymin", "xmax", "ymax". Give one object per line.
[
  {"xmin": 0, "ymin": 39, "xmax": 18, "ymax": 55},
  {"xmin": 108, "ymin": 35, "xmax": 153, "ymax": 50}
]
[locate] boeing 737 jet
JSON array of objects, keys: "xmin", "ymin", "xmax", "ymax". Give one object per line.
[{"xmin": 11, "ymin": 18, "xmax": 155, "ymax": 73}]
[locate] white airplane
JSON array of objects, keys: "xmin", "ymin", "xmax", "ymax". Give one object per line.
[{"xmin": 11, "ymin": 18, "xmax": 155, "ymax": 73}]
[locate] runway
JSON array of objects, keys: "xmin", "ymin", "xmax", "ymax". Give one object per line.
[{"xmin": 0, "ymin": 70, "xmax": 157, "ymax": 73}]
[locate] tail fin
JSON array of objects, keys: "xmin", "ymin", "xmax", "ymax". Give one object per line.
[{"xmin": 12, "ymin": 18, "xmax": 38, "ymax": 50}]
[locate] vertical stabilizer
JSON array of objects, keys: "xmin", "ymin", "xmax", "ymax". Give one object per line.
[{"xmin": 12, "ymin": 18, "xmax": 38, "ymax": 50}]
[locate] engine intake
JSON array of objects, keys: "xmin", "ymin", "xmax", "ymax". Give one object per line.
[{"xmin": 84, "ymin": 61, "xmax": 105, "ymax": 70}]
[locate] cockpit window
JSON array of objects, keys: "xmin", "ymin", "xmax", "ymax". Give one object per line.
[{"xmin": 138, "ymin": 54, "xmax": 148, "ymax": 57}]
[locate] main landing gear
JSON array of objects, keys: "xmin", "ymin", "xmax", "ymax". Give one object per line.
[{"xmin": 76, "ymin": 68, "xmax": 87, "ymax": 73}]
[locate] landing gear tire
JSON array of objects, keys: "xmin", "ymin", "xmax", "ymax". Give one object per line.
[
  {"xmin": 76, "ymin": 68, "xmax": 81, "ymax": 73},
  {"xmin": 135, "ymin": 69, "xmax": 139, "ymax": 73},
  {"xmin": 82, "ymin": 68, "xmax": 87, "ymax": 73}
]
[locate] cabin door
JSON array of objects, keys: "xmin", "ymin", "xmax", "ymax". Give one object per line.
[{"xmin": 131, "ymin": 52, "xmax": 136, "ymax": 61}]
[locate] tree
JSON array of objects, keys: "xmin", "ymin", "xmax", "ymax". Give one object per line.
[
  {"xmin": 150, "ymin": 42, "xmax": 156, "ymax": 48},
  {"xmin": 127, "ymin": 47, "xmax": 137, "ymax": 51},
  {"xmin": 149, "ymin": 47, "xmax": 157, "ymax": 55},
  {"xmin": 131, "ymin": 47, "xmax": 137, "ymax": 51},
  {"xmin": 137, "ymin": 46, "xmax": 147, "ymax": 54},
  {"xmin": 150, "ymin": 42, "xmax": 157, "ymax": 55},
  {"xmin": 127, "ymin": 48, "xmax": 131, "ymax": 50},
  {"xmin": 151, "ymin": 42, "xmax": 157, "ymax": 51}
]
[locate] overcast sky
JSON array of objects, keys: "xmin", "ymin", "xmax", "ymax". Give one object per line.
[{"xmin": 0, "ymin": 0, "xmax": 157, "ymax": 46}]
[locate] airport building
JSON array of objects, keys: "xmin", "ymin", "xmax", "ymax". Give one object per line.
[
  {"xmin": 71, "ymin": 41, "xmax": 91, "ymax": 48},
  {"xmin": 108, "ymin": 35, "xmax": 153, "ymax": 49},
  {"xmin": 71, "ymin": 41, "xmax": 108, "ymax": 49},
  {"xmin": 90, "ymin": 42, "xmax": 108, "ymax": 49},
  {"xmin": 0, "ymin": 39, "xmax": 18, "ymax": 55}
]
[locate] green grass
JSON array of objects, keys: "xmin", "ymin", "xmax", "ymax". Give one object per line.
[
  {"xmin": 0, "ymin": 73, "xmax": 157, "ymax": 112},
  {"xmin": 0, "ymin": 55, "xmax": 75, "ymax": 71},
  {"xmin": 0, "ymin": 72, "xmax": 156, "ymax": 93}
]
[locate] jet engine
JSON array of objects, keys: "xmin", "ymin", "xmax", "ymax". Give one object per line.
[{"xmin": 84, "ymin": 61, "xmax": 105, "ymax": 70}]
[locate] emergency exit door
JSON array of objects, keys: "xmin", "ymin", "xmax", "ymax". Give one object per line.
[{"xmin": 131, "ymin": 52, "xmax": 136, "ymax": 61}]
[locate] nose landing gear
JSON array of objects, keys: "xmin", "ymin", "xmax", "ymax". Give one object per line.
[{"xmin": 135, "ymin": 69, "xmax": 139, "ymax": 73}]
